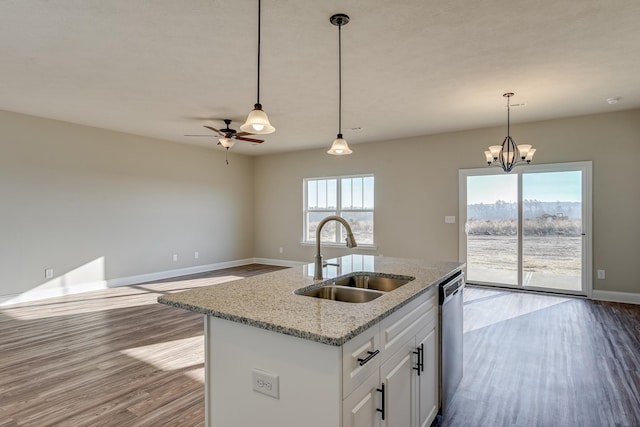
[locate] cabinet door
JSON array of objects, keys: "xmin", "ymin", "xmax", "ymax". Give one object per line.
[
  {"xmin": 379, "ymin": 339, "xmax": 416, "ymax": 427},
  {"xmin": 343, "ymin": 372, "xmax": 382, "ymax": 427},
  {"xmin": 416, "ymin": 319, "xmax": 439, "ymax": 427}
]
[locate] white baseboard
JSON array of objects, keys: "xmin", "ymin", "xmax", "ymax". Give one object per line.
[
  {"xmin": 0, "ymin": 257, "xmax": 299, "ymax": 307},
  {"xmin": 591, "ymin": 290, "xmax": 640, "ymax": 305},
  {"xmin": 254, "ymin": 257, "xmax": 306, "ymax": 268}
]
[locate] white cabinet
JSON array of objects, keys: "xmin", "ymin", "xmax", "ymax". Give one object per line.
[
  {"xmin": 416, "ymin": 319, "xmax": 438, "ymax": 427},
  {"xmin": 342, "ymin": 289, "xmax": 439, "ymax": 427},
  {"xmin": 380, "ymin": 338, "xmax": 415, "ymax": 427},
  {"xmin": 204, "ymin": 287, "xmax": 439, "ymax": 427},
  {"xmin": 343, "ymin": 370, "xmax": 383, "ymax": 427}
]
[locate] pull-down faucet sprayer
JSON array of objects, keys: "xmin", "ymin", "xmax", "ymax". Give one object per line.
[{"xmin": 313, "ymin": 215, "xmax": 357, "ymax": 280}]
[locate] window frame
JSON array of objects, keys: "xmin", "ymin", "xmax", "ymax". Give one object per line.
[{"xmin": 302, "ymin": 174, "xmax": 375, "ymax": 248}]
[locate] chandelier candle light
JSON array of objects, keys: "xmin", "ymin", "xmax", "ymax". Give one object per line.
[{"xmin": 484, "ymin": 92, "xmax": 535, "ymax": 172}]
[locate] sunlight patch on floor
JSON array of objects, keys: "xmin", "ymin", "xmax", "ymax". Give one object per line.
[
  {"xmin": 121, "ymin": 336, "xmax": 205, "ymax": 383},
  {"xmin": 463, "ymin": 287, "xmax": 571, "ymax": 333}
]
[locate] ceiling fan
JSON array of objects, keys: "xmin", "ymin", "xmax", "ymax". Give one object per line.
[{"xmin": 185, "ymin": 119, "xmax": 264, "ymax": 149}]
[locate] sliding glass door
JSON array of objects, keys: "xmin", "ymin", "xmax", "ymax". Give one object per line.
[
  {"xmin": 460, "ymin": 162, "xmax": 592, "ymax": 296},
  {"xmin": 465, "ymin": 174, "xmax": 519, "ymax": 286}
]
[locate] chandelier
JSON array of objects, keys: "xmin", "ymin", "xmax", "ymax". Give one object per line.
[{"xmin": 484, "ymin": 92, "xmax": 535, "ymax": 172}]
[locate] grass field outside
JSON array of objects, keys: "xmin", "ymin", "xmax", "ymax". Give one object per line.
[{"xmin": 467, "ymin": 235, "xmax": 582, "ymax": 292}]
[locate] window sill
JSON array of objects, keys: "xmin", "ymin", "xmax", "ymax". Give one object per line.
[{"xmin": 300, "ymin": 242, "xmax": 378, "ymax": 250}]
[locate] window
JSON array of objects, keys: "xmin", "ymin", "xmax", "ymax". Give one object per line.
[{"xmin": 303, "ymin": 175, "xmax": 374, "ymax": 246}]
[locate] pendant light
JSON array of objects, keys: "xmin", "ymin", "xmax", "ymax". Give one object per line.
[
  {"xmin": 240, "ymin": 0, "xmax": 275, "ymax": 135},
  {"xmin": 327, "ymin": 13, "xmax": 352, "ymax": 155},
  {"xmin": 484, "ymin": 92, "xmax": 535, "ymax": 172}
]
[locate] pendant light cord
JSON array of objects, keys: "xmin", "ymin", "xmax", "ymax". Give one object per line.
[
  {"xmin": 338, "ymin": 20, "xmax": 342, "ymax": 135},
  {"xmin": 257, "ymin": 0, "xmax": 261, "ymax": 105},
  {"xmin": 506, "ymin": 94, "xmax": 510, "ymax": 137}
]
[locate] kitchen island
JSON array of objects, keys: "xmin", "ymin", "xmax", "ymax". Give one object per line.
[{"xmin": 158, "ymin": 255, "xmax": 464, "ymax": 427}]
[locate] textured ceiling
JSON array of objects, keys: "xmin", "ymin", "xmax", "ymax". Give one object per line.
[{"xmin": 1, "ymin": 0, "xmax": 639, "ymax": 155}]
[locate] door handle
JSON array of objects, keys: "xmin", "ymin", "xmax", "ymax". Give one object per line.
[
  {"xmin": 413, "ymin": 343, "xmax": 424, "ymax": 375},
  {"xmin": 413, "ymin": 344, "xmax": 424, "ymax": 376},
  {"xmin": 376, "ymin": 383, "xmax": 385, "ymax": 420}
]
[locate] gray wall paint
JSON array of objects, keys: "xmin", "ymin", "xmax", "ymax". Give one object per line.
[
  {"xmin": 2, "ymin": 108, "xmax": 638, "ymax": 298},
  {"xmin": 0, "ymin": 110, "xmax": 254, "ymax": 297},
  {"xmin": 253, "ymin": 109, "xmax": 640, "ymax": 294}
]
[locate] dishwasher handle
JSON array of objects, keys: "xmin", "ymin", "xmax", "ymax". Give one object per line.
[{"xmin": 441, "ymin": 274, "xmax": 465, "ymax": 304}]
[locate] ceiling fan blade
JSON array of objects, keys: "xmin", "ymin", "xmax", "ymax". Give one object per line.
[
  {"xmin": 203, "ymin": 125, "xmax": 225, "ymax": 137},
  {"xmin": 235, "ymin": 136, "xmax": 263, "ymax": 143},
  {"xmin": 235, "ymin": 132, "xmax": 255, "ymax": 137}
]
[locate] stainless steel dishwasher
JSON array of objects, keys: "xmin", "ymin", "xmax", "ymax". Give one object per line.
[{"xmin": 439, "ymin": 271, "xmax": 465, "ymax": 417}]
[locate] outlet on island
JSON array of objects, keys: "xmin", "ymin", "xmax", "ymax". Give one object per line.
[{"xmin": 252, "ymin": 368, "xmax": 279, "ymax": 399}]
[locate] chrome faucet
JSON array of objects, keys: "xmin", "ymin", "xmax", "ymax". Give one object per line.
[{"xmin": 314, "ymin": 215, "xmax": 358, "ymax": 280}]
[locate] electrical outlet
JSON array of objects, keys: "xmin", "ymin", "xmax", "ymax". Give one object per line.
[
  {"xmin": 252, "ymin": 369, "xmax": 279, "ymax": 399},
  {"xmin": 597, "ymin": 269, "xmax": 605, "ymax": 280},
  {"xmin": 194, "ymin": 251, "xmax": 199, "ymax": 259},
  {"xmin": 445, "ymin": 215, "xmax": 456, "ymax": 224},
  {"xmin": 279, "ymin": 247, "xmax": 283, "ymax": 254},
  {"xmin": 45, "ymin": 268, "xmax": 54, "ymax": 279},
  {"xmin": 173, "ymin": 254, "xmax": 178, "ymax": 262}
]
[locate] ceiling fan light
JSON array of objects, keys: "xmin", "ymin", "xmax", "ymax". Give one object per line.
[
  {"xmin": 328, "ymin": 134, "xmax": 352, "ymax": 155},
  {"xmin": 219, "ymin": 137, "xmax": 235, "ymax": 148},
  {"xmin": 240, "ymin": 104, "xmax": 275, "ymax": 134}
]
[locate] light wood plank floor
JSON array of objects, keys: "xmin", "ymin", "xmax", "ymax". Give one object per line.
[
  {"xmin": 2, "ymin": 268, "xmax": 639, "ymax": 426},
  {"xmin": 0, "ymin": 264, "xmax": 286, "ymax": 427}
]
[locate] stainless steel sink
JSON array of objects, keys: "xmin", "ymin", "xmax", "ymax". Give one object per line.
[
  {"xmin": 299, "ymin": 285, "xmax": 384, "ymax": 303},
  {"xmin": 295, "ymin": 273, "xmax": 415, "ymax": 303},
  {"xmin": 332, "ymin": 274, "xmax": 413, "ymax": 292}
]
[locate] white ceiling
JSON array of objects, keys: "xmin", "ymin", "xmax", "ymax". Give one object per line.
[{"xmin": 2, "ymin": 0, "xmax": 639, "ymax": 155}]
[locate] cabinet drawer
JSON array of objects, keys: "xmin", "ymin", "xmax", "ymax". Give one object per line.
[
  {"xmin": 379, "ymin": 289, "xmax": 436, "ymax": 360},
  {"xmin": 342, "ymin": 323, "xmax": 381, "ymax": 397}
]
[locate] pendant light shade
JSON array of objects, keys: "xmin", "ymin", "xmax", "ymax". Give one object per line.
[
  {"xmin": 328, "ymin": 133, "xmax": 352, "ymax": 155},
  {"xmin": 484, "ymin": 92, "xmax": 536, "ymax": 172},
  {"xmin": 240, "ymin": 103, "xmax": 275, "ymax": 134},
  {"xmin": 241, "ymin": 0, "xmax": 275, "ymax": 135},
  {"xmin": 328, "ymin": 13, "xmax": 352, "ymax": 156}
]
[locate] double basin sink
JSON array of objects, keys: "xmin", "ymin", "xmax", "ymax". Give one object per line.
[{"xmin": 295, "ymin": 273, "xmax": 415, "ymax": 303}]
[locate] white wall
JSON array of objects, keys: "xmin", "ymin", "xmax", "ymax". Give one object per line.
[
  {"xmin": 0, "ymin": 110, "xmax": 255, "ymax": 302},
  {"xmin": 253, "ymin": 109, "xmax": 640, "ymax": 295}
]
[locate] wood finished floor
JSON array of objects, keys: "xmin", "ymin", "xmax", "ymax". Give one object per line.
[
  {"xmin": 443, "ymin": 286, "xmax": 640, "ymax": 427},
  {"xmin": 1, "ymin": 269, "xmax": 639, "ymax": 426},
  {"xmin": 0, "ymin": 264, "xmax": 286, "ymax": 427}
]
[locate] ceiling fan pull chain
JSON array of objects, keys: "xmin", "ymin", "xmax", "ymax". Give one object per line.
[{"xmin": 226, "ymin": 148, "xmax": 229, "ymax": 165}]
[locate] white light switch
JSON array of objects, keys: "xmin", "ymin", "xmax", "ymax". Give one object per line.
[
  {"xmin": 597, "ymin": 269, "xmax": 605, "ymax": 279},
  {"xmin": 252, "ymin": 369, "xmax": 279, "ymax": 399},
  {"xmin": 445, "ymin": 216, "xmax": 456, "ymax": 224}
]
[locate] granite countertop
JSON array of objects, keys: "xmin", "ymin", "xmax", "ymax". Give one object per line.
[{"xmin": 158, "ymin": 255, "xmax": 464, "ymax": 346}]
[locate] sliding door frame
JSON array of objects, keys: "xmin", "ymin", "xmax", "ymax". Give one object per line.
[{"xmin": 459, "ymin": 161, "xmax": 592, "ymax": 297}]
